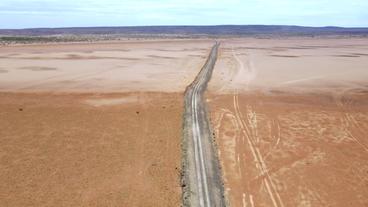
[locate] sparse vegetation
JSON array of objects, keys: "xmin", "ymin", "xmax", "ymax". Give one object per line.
[{"xmin": 1, "ymin": 26, "xmax": 368, "ymax": 45}]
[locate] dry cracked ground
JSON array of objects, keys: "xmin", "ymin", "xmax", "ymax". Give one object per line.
[{"xmin": 1, "ymin": 38, "xmax": 368, "ymax": 207}]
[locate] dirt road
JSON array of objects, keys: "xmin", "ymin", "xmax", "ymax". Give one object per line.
[{"xmin": 182, "ymin": 42, "xmax": 226, "ymax": 207}]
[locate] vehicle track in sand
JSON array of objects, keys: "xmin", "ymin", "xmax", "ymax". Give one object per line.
[
  {"xmin": 230, "ymin": 47, "xmax": 284, "ymax": 207},
  {"xmin": 232, "ymin": 90, "xmax": 285, "ymax": 207},
  {"xmin": 211, "ymin": 40, "xmax": 368, "ymax": 207},
  {"xmin": 213, "ymin": 48, "xmax": 285, "ymax": 207},
  {"xmin": 335, "ymin": 89, "xmax": 368, "ymax": 151}
]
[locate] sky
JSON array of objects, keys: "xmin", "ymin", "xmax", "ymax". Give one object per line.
[{"xmin": 0, "ymin": 0, "xmax": 367, "ymax": 29}]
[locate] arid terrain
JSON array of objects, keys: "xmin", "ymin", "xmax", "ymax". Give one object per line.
[
  {"xmin": 0, "ymin": 40, "xmax": 212, "ymax": 92},
  {"xmin": 208, "ymin": 38, "xmax": 368, "ymax": 206},
  {"xmin": 1, "ymin": 37, "xmax": 368, "ymax": 207},
  {"xmin": 0, "ymin": 39, "xmax": 213, "ymax": 206}
]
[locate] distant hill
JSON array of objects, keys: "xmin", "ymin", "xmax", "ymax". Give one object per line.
[{"xmin": 1, "ymin": 25, "xmax": 368, "ymax": 36}]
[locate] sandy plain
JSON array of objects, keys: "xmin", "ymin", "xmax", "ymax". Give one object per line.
[
  {"xmin": 1, "ymin": 37, "xmax": 368, "ymax": 207},
  {"xmin": 208, "ymin": 38, "xmax": 368, "ymax": 207},
  {"xmin": 0, "ymin": 40, "xmax": 212, "ymax": 92},
  {"xmin": 0, "ymin": 39, "xmax": 213, "ymax": 206}
]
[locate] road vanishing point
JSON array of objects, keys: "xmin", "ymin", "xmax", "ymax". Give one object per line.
[{"xmin": 182, "ymin": 42, "xmax": 226, "ymax": 207}]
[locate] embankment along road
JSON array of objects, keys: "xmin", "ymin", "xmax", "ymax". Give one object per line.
[{"xmin": 182, "ymin": 42, "xmax": 226, "ymax": 207}]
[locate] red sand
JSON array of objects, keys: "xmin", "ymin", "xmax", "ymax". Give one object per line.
[{"xmin": 208, "ymin": 38, "xmax": 368, "ymax": 207}]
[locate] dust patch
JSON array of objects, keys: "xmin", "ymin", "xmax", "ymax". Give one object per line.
[
  {"xmin": 188, "ymin": 54, "xmax": 206, "ymax": 58},
  {"xmin": 65, "ymin": 54, "xmax": 140, "ymax": 60},
  {"xmin": 332, "ymin": 55, "xmax": 360, "ymax": 58},
  {"xmin": 18, "ymin": 66, "xmax": 58, "ymax": 71},
  {"xmin": 270, "ymin": 55, "xmax": 300, "ymax": 58},
  {"xmin": 147, "ymin": 55, "xmax": 176, "ymax": 59},
  {"xmin": 84, "ymin": 96, "xmax": 139, "ymax": 107},
  {"xmin": 9, "ymin": 55, "xmax": 140, "ymax": 61},
  {"xmin": 351, "ymin": 53, "xmax": 368, "ymax": 56}
]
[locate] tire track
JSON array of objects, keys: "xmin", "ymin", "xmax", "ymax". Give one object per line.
[
  {"xmin": 336, "ymin": 90, "xmax": 368, "ymax": 152},
  {"xmin": 233, "ymin": 90, "xmax": 285, "ymax": 207},
  {"xmin": 230, "ymin": 49, "xmax": 284, "ymax": 207}
]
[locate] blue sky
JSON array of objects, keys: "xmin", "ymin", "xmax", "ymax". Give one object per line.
[{"xmin": 0, "ymin": 0, "xmax": 367, "ymax": 29}]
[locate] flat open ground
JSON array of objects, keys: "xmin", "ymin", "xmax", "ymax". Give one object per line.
[
  {"xmin": 1, "ymin": 37, "xmax": 368, "ymax": 207},
  {"xmin": 0, "ymin": 39, "xmax": 213, "ymax": 206},
  {"xmin": 0, "ymin": 40, "xmax": 212, "ymax": 92},
  {"xmin": 208, "ymin": 38, "xmax": 368, "ymax": 206}
]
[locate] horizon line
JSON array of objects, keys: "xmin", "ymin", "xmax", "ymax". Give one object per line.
[{"xmin": 2, "ymin": 24, "xmax": 368, "ymax": 30}]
